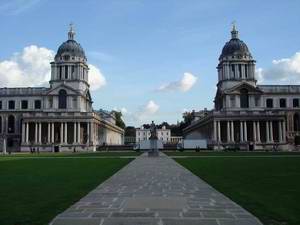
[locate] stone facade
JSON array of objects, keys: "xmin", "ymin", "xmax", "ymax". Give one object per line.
[
  {"xmin": 184, "ymin": 25, "xmax": 300, "ymax": 151},
  {"xmin": 0, "ymin": 26, "xmax": 124, "ymax": 152},
  {"xmin": 136, "ymin": 126, "xmax": 171, "ymax": 144}
]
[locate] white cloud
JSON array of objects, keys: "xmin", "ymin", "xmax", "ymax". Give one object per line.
[
  {"xmin": 88, "ymin": 64, "xmax": 106, "ymax": 91},
  {"xmin": 125, "ymin": 100, "xmax": 160, "ymax": 125},
  {"xmin": 158, "ymin": 72, "xmax": 197, "ymax": 92},
  {"xmin": 257, "ymin": 52, "xmax": 300, "ymax": 84},
  {"xmin": 0, "ymin": 45, "xmax": 106, "ymax": 91}
]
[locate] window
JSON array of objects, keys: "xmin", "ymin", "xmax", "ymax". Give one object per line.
[
  {"xmin": 48, "ymin": 97, "xmax": 53, "ymax": 108},
  {"xmin": 65, "ymin": 65, "xmax": 68, "ymax": 79},
  {"xmin": 71, "ymin": 66, "xmax": 75, "ymax": 78},
  {"xmin": 231, "ymin": 64, "xmax": 235, "ymax": 78},
  {"xmin": 255, "ymin": 96, "xmax": 260, "ymax": 107},
  {"xmin": 293, "ymin": 98, "xmax": 299, "ymax": 108},
  {"xmin": 0, "ymin": 101, "xmax": 2, "ymax": 110},
  {"xmin": 280, "ymin": 98, "xmax": 286, "ymax": 108},
  {"xmin": 8, "ymin": 115, "xmax": 15, "ymax": 133},
  {"xmin": 230, "ymin": 96, "xmax": 235, "ymax": 107},
  {"xmin": 59, "ymin": 66, "xmax": 62, "ymax": 79},
  {"xmin": 238, "ymin": 64, "xmax": 242, "ymax": 78},
  {"xmin": 64, "ymin": 55, "xmax": 70, "ymax": 61},
  {"xmin": 240, "ymin": 89, "xmax": 249, "ymax": 108},
  {"xmin": 8, "ymin": 100, "xmax": 15, "ymax": 109},
  {"xmin": 58, "ymin": 89, "xmax": 67, "ymax": 109},
  {"xmin": 245, "ymin": 65, "xmax": 248, "ymax": 78},
  {"xmin": 266, "ymin": 98, "xmax": 273, "ymax": 108},
  {"xmin": 73, "ymin": 97, "xmax": 77, "ymax": 108},
  {"xmin": 21, "ymin": 100, "xmax": 28, "ymax": 109},
  {"xmin": 35, "ymin": 100, "xmax": 41, "ymax": 109}
]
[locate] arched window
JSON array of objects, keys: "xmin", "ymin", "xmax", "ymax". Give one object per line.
[
  {"xmin": 240, "ymin": 88, "xmax": 249, "ymax": 108},
  {"xmin": 58, "ymin": 89, "xmax": 67, "ymax": 109},
  {"xmin": 294, "ymin": 114, "xmax": 300, "ymax": 132},
  {"xmin": 8, "ymin": 115, "xmax": 15, "ymax": 133}
]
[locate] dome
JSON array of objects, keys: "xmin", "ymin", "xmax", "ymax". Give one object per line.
[
  {"xmin": 55, "ymin": 39, "xmax": 86, "ymax": 59},
  {"xmin": 55, "ymin": 24, "xmax": 86, "ymax": 60},
  {"xmin": 219, "ymin": 25, "xmax": 251, "ymax": 59}
]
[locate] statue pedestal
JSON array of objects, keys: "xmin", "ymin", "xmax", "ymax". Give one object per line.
[{"xmin": 148, "ymin": 139, "xmax": 159, "ymax": 157}]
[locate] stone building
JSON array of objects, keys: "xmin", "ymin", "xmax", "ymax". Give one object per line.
[
  {"xmin": 0, "ymin": 26, "xmax": 124, "ymax": 152},
  {"xmin": 184, "ymin": 25, "xmax": 300, "ymax": 151},
  {"xmin": 136, "ymin": 125, "xmax": 171, "ymax": 144}
]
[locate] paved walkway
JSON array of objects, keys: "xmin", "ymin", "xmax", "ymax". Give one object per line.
[{"xmin": 50, "ymin": 153, "xmax": 263, "ymax": 225}]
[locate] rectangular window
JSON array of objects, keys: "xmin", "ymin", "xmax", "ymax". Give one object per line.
[
  {"xmin": 293, "ymin": 98, "xmax": 299, "ymax": 108},
  {"xmin": 266, "ymin": 98, "xmax": 273, "ymax": 108},
  {"xmin": 231, "ymin": 64, "xmax": 235, "ymax": 78},
  {"xmin": 8, "ymin": 100, "xmax": 15, "ymax": 109},
  {"xmin": 65, "ymin": 66, "xmax": 68, "ymax": 79},
  {"xmin": 21, "ymin": 100, "xmax": 28, "ymax": 109},
  {"xmin": 59, "ymin": 66, "xmax": 62, "ymax": 79},
  {"xmin": 238, "ymin": 64, "xmax": 242, "ymax": 78},
  {"xmin": 35, "ymin": 100, "xmax": 41, "ymax": 109},
  {"xmin": 230, "ymin": 96, "xmax": 235, "ymax": 107},
  {"xmin": 280, "ymin": 98, "xmax": 286, "ymax": 108},
  {"xmin": 255, "ymin": 96, "xmax": 260, "ymax": 107},
  {"xmin": 0, "ymin": 101, "xmax": 2, "ymax": 110},
  {"xmin": 245, "ymin": 65, "xmax": 248, "ymax": 78}
]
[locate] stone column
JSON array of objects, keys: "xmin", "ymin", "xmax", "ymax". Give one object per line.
[
  {"xmin": 227, "ymin": 121, "xmax": 230, "ymax": 143},
  {"xmin": 283, "ymin": 120, "xmax": 286, "ymax": 142},
  {"xmin": 240, "ymin": 121, "xmax": 244, "ymax": 142},
  {"xmin": 73, "ymin": 122, "xmax": 77, "ymax": 144},
  {"xmin": 38, "ymin": 122, "xmax": 42, "ymax": 144},
  {"xmin": 244, "ymin": 121, "xmax": 248, "ymax": 141},
  {"xmin": 213, "ymin": 121, "xmax": 217, "ymax": 142},
  {"xmin": 235, "ymin": 64, "xmax": 238, "ymax": 79},
  {"xmin": 279, "ymin": 121, "xmax": 283, "ymax": 143},
  {"xmin": 87, "ymin": 122, "xmax": 90, "ymax": 145},
  {"xmin": 231, "ymin": 121, "xmax": 234, "ymax": 142},
  {"xmin": 270, "ymin": 121, "xmax": 274, "ymax": 142},
  {"xmin": 34, "ymin": 122, "xmax": 37, "ymax": 143},
  {"xmin": 77, "ymin": 122, "xmax": 81, "ymax": 144},
  {"xmin": 90, "ymin": 122, "xmax": 94, "ymax": 144},
  {"xmin": 64, "ymin": 122, "xmax": 68, "ymax": 144},
  {"xmin": 22, "ymin": 122, "xmax": 25, "ymax": 143},
  {"xmin": 217, "ymin": 121, "xmax": 221, "ymax": 142},
  {"xmin": 60, "ymin": 123, "xmax": 63, "ymax": 144},
  {"xmin": 241, "ymin": 64, "xmax": 245, "ymax": 78},
  {"xmin": 48, "ymin": 123, "xmax": 51, "ymax": 144},
  {"xmin": 257, "ymin": 122, "xmax": 261, "ymax": 143},
  {"xmin": 266, "ymin": 121, "xmax": 270, "ymax": 143},
  {"xmin": 51, "ymin": 123, "xmax": 54, "ymax": 143},
  {"xmin": 253, "ymin": 121, "xmax": 257, "ymax": 142},
  {"xmin": 25, "ymin": 122, "xmax": 29, "ymax": 144}
]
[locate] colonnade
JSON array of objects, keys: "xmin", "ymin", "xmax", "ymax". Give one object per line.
[
  {"xmin": 214, "ymin": 120, "xmax": 286, "ymax": 144},
  {"xmin": 21, "ymin": 121, "xmax": 97, "ymax": 145}
]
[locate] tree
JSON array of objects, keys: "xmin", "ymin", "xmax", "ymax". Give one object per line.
[{"xmin": 113, "ymin": 111, "xmax": 126, "ymax": 129}]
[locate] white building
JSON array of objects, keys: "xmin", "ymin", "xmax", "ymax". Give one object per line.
[
  {"xmin": 184, "ymin": 25, "xmax": 300, "ymax": 151},
  {"xmin": 0, "ymin": 26, "xmax": 124, "ymax": 152},
  {"xmin": 136, "ymin": 125, "xmax": 171, "ymax": 144}
]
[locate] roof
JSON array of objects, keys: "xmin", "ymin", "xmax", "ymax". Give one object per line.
[{"xmin": 0, "ymin": 87, "xmax": 49, "ymax": 96}]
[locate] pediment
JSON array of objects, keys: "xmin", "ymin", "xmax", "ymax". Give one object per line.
[
  {"xmin": 224, "ymin": 82, "xmax": 263, "ymax": 94},
  {"xmin": 45, "ymin": 83, "xmax": 81, "ymax": 96}
]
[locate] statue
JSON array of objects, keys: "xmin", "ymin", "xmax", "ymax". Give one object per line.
[
  {"xmin": 149, "ymin": 121, "xmax": 158, "ymax": 140},
  {"xmin": 148, "ymin": 121, "xmax": 159, "ymax": 157}
]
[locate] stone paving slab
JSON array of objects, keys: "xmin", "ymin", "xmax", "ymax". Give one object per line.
[{"xmin": 50, "ymin": 153, "xmax": 263, "ymax": 225}]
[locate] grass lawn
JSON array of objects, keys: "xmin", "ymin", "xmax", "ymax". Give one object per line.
[
  {"xmin": 176, "ymin": 156, "xmax": 300, "ymax": 225},
  {"xmin": 0, "ymin": 157, "xmax": 132, "ymax": 225},
  {"xmin": 166, "ymin": 151, "xmax": 300, "ymax": 157},
  {"xmin": 0, "ymin": 151, "xmax": 142, "ymax": 158}
]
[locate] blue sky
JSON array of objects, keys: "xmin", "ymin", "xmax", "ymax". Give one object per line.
[{"xmin": 1, "ymin": 0, "xmax": 300, "ymax": 126}]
